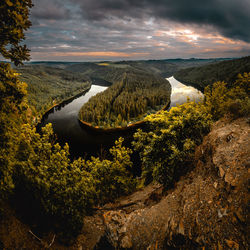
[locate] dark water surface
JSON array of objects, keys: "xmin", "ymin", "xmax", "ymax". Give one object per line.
[{"xmin": 39, "ymin": 77, "xmax": 203, "ymax": 159}]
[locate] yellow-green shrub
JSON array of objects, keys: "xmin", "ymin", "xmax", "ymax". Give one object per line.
[
  {"xmin": 0, "ymin": 63, "xmax": 28, "ymax": 199},
  {"xmin": 14, "ymin": 123, "xmax": 95, "ymax": 241},
  {"xmin": 133, "ymin": 73, "xmax": 249, "ymax": 188},
  {"xmin": 85, "ymin": 138, "xmax": 136, "ymax": 204},
  {"xmin": 133, "ymin": 102, "xmax": 212, "ymax": 186},
  {"xmin": 204, "ymin": 72, "xmax": 250, "ymax": 120}
]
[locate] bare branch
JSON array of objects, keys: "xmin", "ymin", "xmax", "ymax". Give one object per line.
[{"xmin": 29, "ymin": 230, "xmax": 56, "ymax": 248}]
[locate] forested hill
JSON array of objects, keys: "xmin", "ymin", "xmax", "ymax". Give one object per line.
[
  {"xmin": 79, "ymin": 71, "xmax": 171, "ymax": 128},
  {"xmin": 64, "ymin": 58, "xmax": 230, "ymax": 81},
  {"xmin": 15, "ymin": 57, "xmax": 239, "ymax": 116},
  {"xmin": 68, "ymin": 62, "xmax": 156, "ymax": 87},
  {"xmin": 17, "ymin": 65, "xmax": 91, "ymax": 114},
  {"xmin": 15, "ymin": 58, "xmax": 232, "ymax": 102},
  {"xmin": 117, "ymin": 58, "xmax": 230, "ymax": 78},
  {"xmin": 174, "ymin": 56, "xmax": 250, "ymax": 91}
]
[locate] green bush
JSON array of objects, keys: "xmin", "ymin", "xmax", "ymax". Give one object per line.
[
  {"xmin": 14, "ymin": 123, "xmax": 95, "ymax": 241},
  {"xmin": 12, "ymin": 124, "xmax": 135, "ymax": 241},
  {"xmin": 133, "ymin": 102, "xmax": 212, "ymax": 187},
  {"xmin": 204, "ymin": 72, "xmax": 250, "ymax": 120},
  {"xmin": 0, "ymin": 63, "xmax": 28, "ymax": 200},
  {"xmin": 85, "ymin": 137, "xmax": 136, "ymax": 204}
]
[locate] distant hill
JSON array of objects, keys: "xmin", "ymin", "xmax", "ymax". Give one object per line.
[
  {"xmin": 120, "ymin": 58, "xmax": 231, "ymax": 78},
  {"xmin": 65, "ymin": 62, "xmax": 135, "ymax": 85},
  {"xmin": 16, "ymin": 57, "xmax": 240, "ymax": 113},
  {"xmin": 174, "ymin": 56, "xmax": 250, "ymax": 91},
  {"xmin": 13, "ymin": 58, "xmax": 233, "ymax": 89},
  {"xmin": 64, "ymin": 58, "xmax": 231, "ymax": 81}
]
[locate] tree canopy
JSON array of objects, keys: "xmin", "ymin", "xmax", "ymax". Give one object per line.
[{"xmin": 0, "ymin": 0, "xmax": 33, "ymax": 65}]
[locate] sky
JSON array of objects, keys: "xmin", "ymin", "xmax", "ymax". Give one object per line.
[{"xmin": 26, "ymin": 0, "xmax": 250, "ymax": 61}]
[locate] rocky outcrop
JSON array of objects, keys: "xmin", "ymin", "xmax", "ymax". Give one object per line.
[{"xmin": 0, "ymin": 117, "xmax": 249, "ymax": 249}]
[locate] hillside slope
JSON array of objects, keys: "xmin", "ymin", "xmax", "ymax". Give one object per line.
[
  {"xmin": 174, "ymin": 56, "xmax": 250, "ymax": 91},
  {"xmin": 0, "ymin": 117, "xmax": 248, "ymax": 249},
  {"xmin": 17, "ymin": 65, "xmax": 91, "ymax": 113},
  {"xmin": 64, "ymin": 58, "xmax": 229, "ymax": 81}
]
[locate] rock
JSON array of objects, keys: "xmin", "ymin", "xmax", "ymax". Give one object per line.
[
  {"xmin": 93, "ymin": 118, "xmax": 249, "ymax": 249},
  {"xmin": 225, "ymin": 172, "xmax": 237, "ymax": 186}
]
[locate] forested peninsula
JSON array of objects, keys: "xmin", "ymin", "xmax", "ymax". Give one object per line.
[{"xmin": 79, "ymin": 71, "xmax": 171, "ymax": 128}]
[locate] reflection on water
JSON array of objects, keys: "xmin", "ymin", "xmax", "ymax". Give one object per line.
[
  {"xmin": 47, "ymin": 85, "xmax": 108, "ymax": 122},
  {"xmin": 40, "ymin": 85, "xmax": 108, "ymax": 158},
  {"xmin": 167, "ymin": 76, "xmax": 203, "ymax": 108}
]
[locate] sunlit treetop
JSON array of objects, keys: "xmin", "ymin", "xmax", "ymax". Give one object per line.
[{"xmin": 0, "ymin": 0, "xmax": 33, "ymax": 65}]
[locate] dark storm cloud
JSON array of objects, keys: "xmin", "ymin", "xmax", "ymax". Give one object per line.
[
  {"xmin": 25, "ymin": 0, "xmax": 250, "ymax": 61},
  {"xmin": 71, "ymin": 0, "xmax": 250, "ymax": 42},
  {"xmin": 31, "ymin": 0, "xmax": 70, "ymax": 20}
]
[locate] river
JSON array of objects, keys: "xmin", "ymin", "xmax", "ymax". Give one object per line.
[
  {"xmin": 39, "ymin": 77, "xmax": 203, "ymax": 159},
  {"xmin": 167, "ymin": 76, "xmax": 203, "ymax": 109}
]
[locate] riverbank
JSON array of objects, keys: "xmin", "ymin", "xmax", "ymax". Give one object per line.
[{"xmin": 40, "ymin": 84, "xmax": 91, "ymax": 121}]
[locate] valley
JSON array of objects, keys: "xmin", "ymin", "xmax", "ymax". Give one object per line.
[{"xmin": 1, "ymin": 1, "xmax": 249, "ymax": 248}]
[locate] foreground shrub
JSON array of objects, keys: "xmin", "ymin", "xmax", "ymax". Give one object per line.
[
  {"xmin": 204, "ymin": 72, "xmax": 250, "ymax": 120},
  {"xmin": 0, "ymin": 63, "xmax": 28, "ymax": 200},
  {"xmin": 12, "ymin": 124, "xmax": 135, "ymax": 241},
  {"xmin": 85, "ymin": 137, "xmax": 136, "ymax": 204},
  {"xmin": 133, "ymin": 102, "xmax": 212, "ymax": 187},
  {"xmin": 14, "ymin": 123, "xmax": 95, "ymax": 241}
]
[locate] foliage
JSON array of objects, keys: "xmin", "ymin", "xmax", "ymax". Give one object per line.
[
  {"xmin": 79, "ymin": 72, "xmax": 171, "ymax": 127},
  {"xmin": 133, "ymin": 73, "xmax": 249, "ymax": 187},
  {"xmin": 13, "ymin": 126, "xmax": 134, "ymax": 239},
  {"xmin": 204, "ymin": 72, "xmax": 250, "ymax": 120},
  {"xmin": 17, "ymin": 65, "xmax": 91, "ymax": 114},
  {"xmin": 0, "ymin": 0, "xmax": 32, "ymax": 198},
  {"xmin": 13, "ymin": 123, "xmax": 95, "ymax": 240},
  {"xmin": 0, "ymin": 63, "xmax": 28, "ymax": 199},
  {"xmin": 133, "ymin": 102, "xmax": 212, "ymax": 186},
  {"xmin": 0, "ymin": 0, "xmax": 33, "ymax": 65},
  {"xmin": 85, "ymin": 138, "xmax": 136, "ymax": 204},
  {"xmin": 174, "ymin": 56, "xmax": 250, "ymax": 91}
]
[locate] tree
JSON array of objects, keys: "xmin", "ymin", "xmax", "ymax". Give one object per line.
[
  {"xmin": 0, "ymin": 0, "xmax": 32, "ymax": 198},
  {"xmin": 133, "ymin": 102, "xmax": 212, "ymax": 187},
  {"xmin": 85, "ymin": 137, "xmax": 136, "ymax": 204},
  {"xmin": 0, "ymin": 0, "xmax": 33, "ymax": 65}
]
